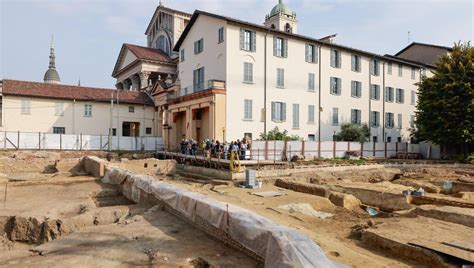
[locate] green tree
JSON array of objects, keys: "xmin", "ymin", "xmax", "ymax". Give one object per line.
[
  {"xmin": 414, "ymin": 42, "xmax": 474, "ymax": 153},
  {"xmin": 334, "ymin": 123, "xmax": 370, "ymax": 143},
  {"xmin": 259, "ymin": 127, "xmax": 300, "ymax": 141}
]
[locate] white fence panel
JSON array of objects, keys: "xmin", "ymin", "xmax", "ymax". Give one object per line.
[
  {"xmin": 4, "ymin": 132, "xmax": 18, "ymax": 149},
  {"xmin": 304, "ymin": 141, "xmax": 318, "ymax": 158},
  {"xmin": 335, "ymin": 142, "xmax": 347, "ymax": 158},
  {"xmin": 42, "ymin": 133, "xmax": 61, "ymax": 150},
  {"xmin": 250, "ymin": 141, "xmax": 266, "ymax": 160},
  {"xmin": 19, "ymin": 132, "xmax": 40, "ymax": 149},
  {"xmin": 320, "ymin": 141, "xmax": 333, "ymax": 158}
]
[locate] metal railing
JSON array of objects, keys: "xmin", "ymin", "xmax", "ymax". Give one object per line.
[{"xmin": 169, "ymin": 80, "xmax": 225, "ymax": 99}]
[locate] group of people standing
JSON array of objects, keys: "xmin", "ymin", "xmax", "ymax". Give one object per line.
[{"xmin": 179, "ymin": 138, "xmax": 252, "ymax": 160}]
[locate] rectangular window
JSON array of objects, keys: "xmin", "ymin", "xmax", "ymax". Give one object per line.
[
  {"xmin": 194, "ymin": 38, "xmax": 204, "ymax": 54},
  {"xmin": 411, "ymin": 67, "xmax": 416, "ymax": 79},
  {"xmin": 243, "ymin": 62, "xmax": 253, "ymax": 83},
  {"xmin": 397, "ymin": 114, "xmax": 403, "ymax": 129},
  {"xmin": 292, "ymin": 104, "xmax": 299, "ymax": 129},
  {"xmin": 308, "ymin": 134, "xmax": 315, "ymax": 141},
  {"xmin": 308, "ymin": 73, "xmax": 315, "ymax": 91},
  {"xmin": 330, "ymin": 77, "xmax": 341, "ymax": 95},
  {"xmin": 410, "ymin": 115, "xmax": 415, "ymax": 128},
  {"xmin": 308, "ymin": 105, "xmax": 315, "ymax": 124},
  {"xmin": 411, "ymin": 90, "xmax": 416, "ymax": 105},
  {"xmin": 387, "ymin": 136, "xmax": 392, "ymax": 143},
  {"xmin": 385, "ymin": 112, "xmax": 394, "ymax": 128},
  {"xmin": 84, "ymin": 104, "xmax": 92, "ymax": 117},
  {"xmin": 55, "ymin": 102, "xmax": 64, "ymax": 116},
  {"xmin": 244, "ymin": 133, "xmax": 253, "ymax": 139},
  {"xmin": 146, "ymin": 127, "xmax": 152, "ymax": 135},
  {"xmin": 274, "ymin": 36, "xmax": 287, "ymax": 58},
  {"xmin": 53, "ymin": 127, "xmax": 65, "ymax": 134},
  {"xmin": 373, "ymin": 136, "xmax": 378, "ymax": 143},
  {"xmin": 244, "ymin": 99, "xmax": 253, "ymax": 120},
  {"xmin": 271, "ymin": 101, "xmax": 286, "ymax": 122},
  {"xmin": 277, "ymin": 68, "xmax": 285, "ymax": 88},
  {"xmin": 180, "ymin": 49, "xmax": 185, "ymax": 62},
  {"xmin": 387, "ymin": 62, "xmax": 392, "ymax": 75},
  {"xmin": 351, "ymin": 54, "xmax": 361, "ymax": 72},
  {"xmin": 396, "ymin": 88, "xmax": 405, "ymax": 103},
  {"xmin": 193, "ymin": 67, "xmax": 205, "ymax": 90},
  {"xmin": 332, "ymin": 107, "xmax": 339, "ymax": 125},
  {"xmin": 330, "ymin": 49, "xmax": 341, "ymax": 68},
  {"xmin": 351, "ymin": 109, "xmax": 361, "ymax": 125},
  {"xmin": 218, "ymin": 27, "xmax": 224, "ymax": 43},
  {"xmin": 112, "ymin": 128, "xmax": 117, "ymax": 136},
  {"xmin": 385, "ymin": 87, "xmax": 394, "ymax": 102},
  {"xmin": 370, "ymin": 59, "xmax": 380, "ymax": 76},
  {"xmin": 398, "ymin": 64, "xmax": 403, "ymax": 77},
  {"xmin": 371, "ymin": 111, "xmax": 380, "ymax": 127},
  {"xmin": 370, "ymin": 84, "xmax": 380, "ymax": 100},
  {"xmin": 240, "ymin": 29, "xmax": 256, "ymax": 52},
  {"xmin": 128, "ymin": 106, "xmax": 135, "ymax": 113},
  {"xmin": 305, "ymin": 44, "xmax": 318, "ymax": 63},
  {"xmin": 351, "ymin": 80, "xmax": 362, "ymax": 98},
  {"xmin": 21, "ymin": 100, "xmax": 31, "ymax": 114}
]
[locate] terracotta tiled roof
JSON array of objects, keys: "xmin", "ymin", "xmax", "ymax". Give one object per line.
[
  {"xmin": 124, "ymin": 43, "xmax": 172, "ymax": 62},
  {"xmin": 1, "ymin": 79, "xmax": 155, "ymax": 106}
]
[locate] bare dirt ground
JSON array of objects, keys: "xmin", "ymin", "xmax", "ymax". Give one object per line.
[{"xmin": 1, "ymin": 151, "xmax": 473, "ymax": 267}]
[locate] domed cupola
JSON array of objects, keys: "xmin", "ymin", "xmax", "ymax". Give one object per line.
[
  {"xmin": 264, "ymin": 0, "xmax": 298, "ymax": 34},
  {"xmin": 44, "ymin": 35, "xmax": 61, "ymax": 84}
]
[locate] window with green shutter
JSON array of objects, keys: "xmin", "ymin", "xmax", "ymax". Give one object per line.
[
  {"xmin": 244, "ymin": 99, "xmax": 252, "ymax": 120},
  {"xmin": 292, "ymin": 104, "xmax": 299, "ymax": 129},
  {"xmin": 277, "ymin": 68, "xmax": 285, "ymax": 88},
  {"xmin": 308, "ymin": 73, "xmax": 315, "ymax": 91}
]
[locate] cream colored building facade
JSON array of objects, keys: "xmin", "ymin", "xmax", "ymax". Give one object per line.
[{"xmin": 0, "ymin": 80, "xmax": 156, "ymax": 137}]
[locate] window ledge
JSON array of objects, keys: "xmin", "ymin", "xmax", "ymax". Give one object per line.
[
  {"xmin": 276, "ymin": 86, "xmax": 286, "ymax": 89},
  {"xmin": 330, "ymin": 93, "xmax": 341, "ymax": 96},
  {"xmin": 331, "ymin": 123, "xmax": 339, "ymax": 126},
  {"xmin": 292, "ymin": 127, "xmax": 300, "ymax": 130},
  {"xmin": 242, "ymin": 81, "xmax": 254, "ymax": 85},
  {"xmin": 272, "ymin": 120, "xmax": 285, "ymax": 123},
  {"xmin": 307, "ymin": 122, "xmax": 315, "ymax": 125},
  {"xmin": 242, "ymin": 119, "xmax": 254, "ymax": 122},
  {"xmin": 351, "ymin": 95, "xmax": 362, "ymax": 99},
  {"xmin": 308, "ymin": 90, "xmax": 315, "ymax": 93}
]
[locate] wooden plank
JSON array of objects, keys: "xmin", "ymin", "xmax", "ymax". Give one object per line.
[
  {"xmin": 443, "ymin": 239, "xmax": 474, "ymax": 253},
  {"xmin": 409, "ymin": 239, "xmax": 474, "ymax": 262}
]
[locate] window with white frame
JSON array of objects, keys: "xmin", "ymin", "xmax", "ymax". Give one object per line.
[
  {"xmin": 274, "ymin": 36, "xmax": 287, "ymax": 58},
  {"xmin": 292, "ymin": 104, "xmax": 299, "ymax": 129},
  {"xmin": 308, "ymin": 105, "xmax": 315, "ymax": 124},
  {"xmin": 371, "ymin": 111, "xmax": 380, "ymax": 127},
  {"xmin": 351, "ymin": 80, "xmax": 362, "ymax": 98},
  {"xmin": 351, "ymin": 54, "xmax": 361, "ymax": 72},
  {"xmin": 308, "ymin": 73, "xmax": 315, "ymax": 91},
  {"xmin": 84, "ymin": 104, "xmax": 92, "ymax": 117},
  {"xmin": 411, "ymin": 66, "xmax": 416, "ymax": 79},
  {"xmin": 240, "ymin": 29, "xmax": 256, "ymax": 52},
  {"xmin": 385, "ymin": 112, "xmax": 394, "ymax": 128},
  {"xmin": 271, "ymin": 102, "xmax": 286, "ymax": 122},
  {"xmin": 277, "ymin": 68, "xmax": 285, "ymax": 88},
  {"xmin": 370, "ymin": 84, "xmax": 380, "ymax": 100},
  {"xmin": 305, "ymin": 44, "xmax": 317, "ymax": 63},
  {"xmin": 244, "ymin": 99, "xmax": 253, "ymax": 120},
  {"xmin": 21, "ymin": 100, "xmax": 31, "ymax": 115},
  {"xmin": 370, "ymin": 59, "xmax": 380, "ymax": 76},
  {"xmin": 396, "ymin": 88, "xmax": 405, "ymax": 103},
  {"xmin": 398, "ymin": 64, "xmax": 403, "ymax": 77},
  {"xmin": 330, "ymin": 77, "xmax": 341, "ymax": 95},
  {"xmin": 55, "ymin": 102, "xmax": 64, "ymax": 116},
  {"xmin": 385, "ymin": 87, "xmax": 394, "ymax": 102},
  {"xmin": 129, "ymin": 106, "xmax": 135, "ymax": 113},
  {"xmin": 411, "ymin": 90, "xmax": 416, "ymax": 105},
  {"xmin": 243, "ymin": 62, "xmax": 253, "ymax": 83},
  {"xmin": 387, "ymin": 62, "xmax": 392, "ymax": 75},
  {"xmin": 332, "ymin": 107, "xmax": 339, "ymax": 125},
  {"xmin": 397, "ymin": 114, "xmax": 403, "ymax": 129},
  {"xmin": 218, "ymin": 27, "xmax": 224, "ymax": 43},
  {"xmin": 330, "ymin": 49, "xmax": 341, "ymax": 68},
  {"xmin": 351, "ymin": 109, "xmax": 361, "ymax": 125},
  {"xmin": 53, "ymin": 127, "xmax": 65, "ymax": 134},
  {"xmin": 194, "ymin": 38, "xmax": 204, "ymax": 54}
]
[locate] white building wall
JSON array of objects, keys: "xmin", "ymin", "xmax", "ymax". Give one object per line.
[
  {"xmin": 178, "ymin": 14, "xmax": 424, "ymax": 143},
  {"xmin": 1, "ymin": 95, "xmax": 155, "ymax": 136}
]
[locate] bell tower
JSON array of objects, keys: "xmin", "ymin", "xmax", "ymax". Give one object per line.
[{"xmin": 264, "ymin": 0, "xmax": 298, "ymax": 34}]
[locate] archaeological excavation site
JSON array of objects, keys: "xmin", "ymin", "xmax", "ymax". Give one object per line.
[{"xmin": 0, "ymin": 150, "xmax": 473, "ymax": 267}]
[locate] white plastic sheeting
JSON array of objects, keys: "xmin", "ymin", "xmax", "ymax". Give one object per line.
[
  {"xmin": 0, "ymin": 131, "xmax": 164, "ymax": 151},
  {"xmin": 102, "ymin": 167, "xmax": 341, "ymax": 267}
]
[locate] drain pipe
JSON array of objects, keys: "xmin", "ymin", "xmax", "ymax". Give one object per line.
[
  {"xmin": 317, "ymin": 45, "xmax": 322, "ymax": 142},
  {"xmin": 263, "ymin": 30, "xmax": 269, "ymax": 136},
  {"xmin": 382, "ymin": 61, "xmax": 386, "ymax": 142}
]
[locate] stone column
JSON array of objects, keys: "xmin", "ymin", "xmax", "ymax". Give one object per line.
[
  {"xmin": 209, "ymin": 101, "xmax": 215, "ymax": 140},
  {"xmin": 139, "ymin": 71, "xmax": 151, "ymax": 90},
  {"xmin": 131, "ymin": 75, "xmax": 140, "ymax": 91},
  {"xmin": 186, "ymin": 105, "xmax": 193, "ymax": 139}
]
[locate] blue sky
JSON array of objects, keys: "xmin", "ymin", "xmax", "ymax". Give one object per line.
[{"xmin": 1, "ymin": 0, "xmax": 472, "ymax": 88}]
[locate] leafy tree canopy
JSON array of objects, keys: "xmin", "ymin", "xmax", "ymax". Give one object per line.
[
  {"xmin": 334, "ymin": 123, "xmax": 370, "ymax": 143},
  {"xmin": 414, "ymin": 42, "xmax": 474, "ymax": 148},
  {"xmin": 259, "ymin": 127, "xmax": 301, "ymax": 141}
]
